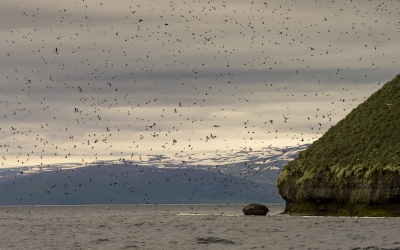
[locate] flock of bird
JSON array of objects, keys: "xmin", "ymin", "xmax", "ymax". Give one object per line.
[{"xmin": 0, "ymin": 0, "xmax": 399, "ymax": 203}]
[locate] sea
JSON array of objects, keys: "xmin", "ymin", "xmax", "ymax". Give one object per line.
[
  {"xmin": 0, "ymin": 203, "xmax": 285, "ymax": 216},
  {"xmin": 1, "ymin": 203, "xmax": 400, "ymax": 250}
]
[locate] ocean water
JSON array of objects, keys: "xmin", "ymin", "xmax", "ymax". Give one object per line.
[
  {"xmin": 1, "ymin": 204, "xmax": 400, "ymax": 250},
  {"xmin": 0, "ymin": 203, "xmax": 284, "ymax": 216}
]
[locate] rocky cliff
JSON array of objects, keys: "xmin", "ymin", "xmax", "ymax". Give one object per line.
[{"xmin": 278, "ymin": 74, "xmax": 400, "ymax": 216}]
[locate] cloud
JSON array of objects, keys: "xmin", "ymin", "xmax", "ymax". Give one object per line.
[{"xmin": 1, "ymin": 0, "xmax": 399, "ymax": 167}]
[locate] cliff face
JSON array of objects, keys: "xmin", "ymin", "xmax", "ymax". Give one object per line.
[
  {"xmin": 277, "ymin": 74, "xmax": 400, "ymax": 216},
  {"xmin": 279, "ymin": 170, "xmax": 400, "ymax": 216}
]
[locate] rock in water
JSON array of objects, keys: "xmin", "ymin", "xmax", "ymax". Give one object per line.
[
  {"xmin": 243, "ymin": 203, "xmax": 269, "ymax": 215},
  {"xmin": 277, "ymin": 74, "xmax": 400, "ymax": 217}
]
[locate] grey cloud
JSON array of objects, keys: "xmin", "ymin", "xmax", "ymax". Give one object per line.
[{"xmin": 1, "ymin": 0, "xmax": 399, "ymax": 168}]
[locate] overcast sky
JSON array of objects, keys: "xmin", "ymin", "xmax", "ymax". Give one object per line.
[{"xmin": 1, "ymin": 0, "xmax": 399, "ymax": 168}]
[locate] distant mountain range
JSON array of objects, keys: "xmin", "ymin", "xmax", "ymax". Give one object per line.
[{"xmin": 0, "ymin": 145, "xmax": 308, "ymax": 205}]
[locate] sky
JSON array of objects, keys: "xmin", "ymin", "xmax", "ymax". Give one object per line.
[{"xmin": 1, "ymin": 0, "xmax": 399, "ymax": 168}]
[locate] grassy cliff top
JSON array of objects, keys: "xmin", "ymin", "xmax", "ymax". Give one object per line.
[{"xmin": 279, "ymin": 74, "xmax": 400, "ymax": 184}]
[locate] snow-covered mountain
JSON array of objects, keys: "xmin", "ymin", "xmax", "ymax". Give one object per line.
[{"xmin": 0, "ymin": 145, "xmax": 308, "ymax": 205}]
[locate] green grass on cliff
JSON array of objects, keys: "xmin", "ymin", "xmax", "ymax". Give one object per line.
[{"xmin": 278, "ymin": 74, "xmax": 400, "ymax": 186}]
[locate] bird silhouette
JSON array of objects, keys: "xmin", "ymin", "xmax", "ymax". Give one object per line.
[{"xmin": 0, "ymin": 0, "xmax": 397, "ymax": 205}]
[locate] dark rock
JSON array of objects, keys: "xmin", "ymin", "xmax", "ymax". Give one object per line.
[
  {"xmin": 196, "ymin": 237, "xmax": 236, "ymax": 245},
  {"xmin": 243, "ymin": 203, "xmax": 269, "ymax": 215}
]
